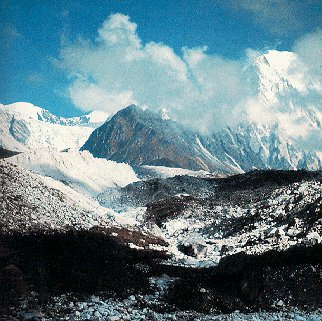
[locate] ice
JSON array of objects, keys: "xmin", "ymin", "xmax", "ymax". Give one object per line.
[
  {"xmin": 7, "ymin": 148, "xmax": 139, "ymax": 198},
  {"xmin": 0, "ymin": 102, "xmax": 107, "ymax": 152}
]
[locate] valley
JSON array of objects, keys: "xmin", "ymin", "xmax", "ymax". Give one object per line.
[{"xmin": 0, "ymin": 48, "xmax": 321, "ymax": 320}]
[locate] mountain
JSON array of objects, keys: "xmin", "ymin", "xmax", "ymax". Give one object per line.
[
  {"xmin": 254, "ymin": 50, "xmax": 321, "ymax": 120},
  {"xmin": 0, "ymin": 102, "xmax": 108, "ymax": 152},
  {"xmin": 81, "ymin": 104, "xmax": 321, "ymax": 173},
  {"xmin": 81, "ymin": 50, "xmax": 321, "ymax": 173},
  {"xmin": 81, "ymin": 105, "xmax": 240, "ymax": 174},
  {"xmin": 252, "ymin": 51, "xmax": 321, "ymax": 141}
]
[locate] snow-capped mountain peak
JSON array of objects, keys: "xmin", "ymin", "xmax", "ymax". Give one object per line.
[
  {"xmin": 1, "ymin": 102, "xmax": 109, "ymax": 126},
  {"xmin": 0, "ymin": 102, "xmax": 107, "ymax": 152},
  {"xmin": 255, "ymin": 50, "xmax": 304, "ymax": 104},
  {"xmin": 254, "ymin": 50, "xmax": 320, "ymax": 105},
  {"xmin": 248, "ymin": 50, "xmax": 322, "ymax": 156},
  {"xmin": 3, "ymin": 102, "xmax": 45, "ymax": 121}
]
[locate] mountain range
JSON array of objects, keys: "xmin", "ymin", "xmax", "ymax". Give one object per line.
[
  {"xmin": 0, "ymin": 102, "xmax": 108, "ymax": 152},
  {"xmin": 2, "ymin": 101, "xmax": 320, "ymax": 175},
  {"xmin": 1, "ymin": 50, "xmax": 321, "ymax": 174},
  {"xmin": 81, "ymin": 104, "xmax": 321, "ymax": 174},
  {"xmin": 0, "ymin": 49, "xmax": 322, "ymax": 319}
]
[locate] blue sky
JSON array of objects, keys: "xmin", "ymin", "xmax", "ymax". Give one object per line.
[{"xmin": 0, "ymin": 0, "xmax": 321, "ymax": 117}]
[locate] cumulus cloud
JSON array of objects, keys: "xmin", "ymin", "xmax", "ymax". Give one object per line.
[
  {"xmin": 60, "ymin": 14, "xmax": 321, "ymax": 153},
  {"xmin": 60, "ymin": 13, "xmax": 255, "ymax": 131}
]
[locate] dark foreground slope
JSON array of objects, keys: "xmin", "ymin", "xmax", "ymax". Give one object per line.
[
  {"xmin": 167, "ymin": 244, "xmax": 322, "ymax": 313},
  {"xmin": 0, "ymin": 230, "xmax": 321, "ymax": 317},
  {"xmin": 0, "ymin": 147, "xmax": 20, "ymax": 159},
  {"xmin": 1, "ymin": 167, "xmax": 321, "ymax": 318},
  {"xmin": 0, "ymin": 229, "xmax": 168, "ymax": 307}
]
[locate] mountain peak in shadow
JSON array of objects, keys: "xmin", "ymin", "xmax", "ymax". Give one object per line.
[{"xmin": 80, "ymin": 105, "xmax": 221, "ymax": 171}]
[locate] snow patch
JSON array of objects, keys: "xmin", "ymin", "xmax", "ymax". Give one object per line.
[{"xmin": 7, "ymin": 148, "xmax": 139, "ymax": 198}]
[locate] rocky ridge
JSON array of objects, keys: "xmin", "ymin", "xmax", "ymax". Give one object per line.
[
  {"xmin": 81, "ymin": 105, "xmax": 321, "ymax": 173},
  {"xmin": 1, "ymin": 160, "xmax": 321, "ymax": 319}
]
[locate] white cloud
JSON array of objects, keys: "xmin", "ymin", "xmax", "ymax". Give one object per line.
[
  {"xmin": 60, "ymin": 14, "xmax": 321, "ymax": 152},
  {"xmin": 292, "ymin": 29, "xmax": 322, "ymax": 88},
  {"xmin": 69, "ymin": 80, "xmax": 136, "ymax": 112},
  {"xmin": 60, "ymin": 14, "xmax": 255, "ymax": 129},
  {"xmin": 97, "ymin": 13, "xmax": 141, "ymax": 48}
]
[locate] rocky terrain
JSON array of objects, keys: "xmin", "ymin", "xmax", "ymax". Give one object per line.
[
  {"xmin": 98, "ymin": 169, "xmax": 321, "ymax": 265},
  {"xmin": 81, "ymin": 105, "xmax": 321, "ymax": 174},
  {"xmin": 0, "ymin": 160, "xmax": 111, "ymax": 232},
  {"xmin": 1, "ymin": 158, "xmax": 321, "ymax": 319},
  {"xmin": 4, "ymin": 291, "xmax": 322, "ymax": 321}
]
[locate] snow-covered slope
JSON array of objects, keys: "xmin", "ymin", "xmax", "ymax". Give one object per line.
[
  {"xmin": 0, "ymin": 160, "xmax": 114, "ymax": 232},
  {"xmin": 248, "ymin": 50, "xmax": 321, "ymax": 149},
  {"xmin": 0, "ymin": 102, "xmax": 108, "ymax": 152},
  {"xmin": 7, "ymin": 148, "xmax": 139, "ymax": 198},
  {"xmin": 98, "ymin": 170, "xmax": 322, "ymax": 267}
]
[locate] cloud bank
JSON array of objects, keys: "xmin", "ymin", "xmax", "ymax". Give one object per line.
[
  {"xmin": 244, "ymin": 29, "xmax": 322, "ymax": 151},
  {"xmin": 60, "ymin": 13, "xmax": 256, "ymax": 132},
  {"xmin": 59, "ymin": 14, "xmax": 321, "ymax": 151}
]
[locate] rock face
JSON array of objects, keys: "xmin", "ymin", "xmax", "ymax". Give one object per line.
[
  {"xmin": 81, "ymin": 105, "xmax": 321, "ymax": 173},
  {"xmin": 81, "ymin": 105, "xmax": 234, "ymax": 173}
]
